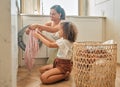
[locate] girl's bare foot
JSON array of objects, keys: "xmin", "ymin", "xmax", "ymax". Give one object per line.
[{"xmin": 64, "ymin": 71, "xmax": 70, "ymax": 81}]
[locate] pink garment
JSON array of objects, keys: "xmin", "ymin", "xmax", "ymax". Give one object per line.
[{"xmin": 24, "ymin": 30, "xmax": 39, "ymax": 71}]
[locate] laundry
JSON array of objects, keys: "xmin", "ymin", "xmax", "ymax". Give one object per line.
[{"xmin": 24, "ymin": 29, "xmax": 39, "ymax": 71}]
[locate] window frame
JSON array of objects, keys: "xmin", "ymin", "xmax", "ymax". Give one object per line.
[{"xmin": 40, "ymin": 0, "xmax": 79, "ymax": 16}]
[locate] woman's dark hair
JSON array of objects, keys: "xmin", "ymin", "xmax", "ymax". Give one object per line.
[
  {"xmin": 50, "ymin": 5, "xmax": 66, "ymax": 20},
  {"xmin": 61, "ymin": 21, "xmax": 78, "ymax": 42}
]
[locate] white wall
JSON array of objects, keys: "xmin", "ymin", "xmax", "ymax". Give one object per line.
[
  {"xmin": 88, "ymin": 0, "xmax": 120, "ymax": 63},
  {"xmin": 0, "ymin": 0, "xmax": 18, "ymax": 87}
]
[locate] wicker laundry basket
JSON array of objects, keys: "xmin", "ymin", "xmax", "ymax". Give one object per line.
[{"xmin": 72, "ymin": 42, "xmax": 117, "ymax": 87}]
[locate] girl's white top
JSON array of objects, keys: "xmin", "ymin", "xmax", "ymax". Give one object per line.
[{"xmin": 56, "ymin": 38, "xmax": 73, "ymax": 59}]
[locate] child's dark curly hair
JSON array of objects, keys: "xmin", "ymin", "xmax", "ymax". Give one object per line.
[{"xmin": 61, "ymin": 21, "xmax": 78, "ymax": 42}]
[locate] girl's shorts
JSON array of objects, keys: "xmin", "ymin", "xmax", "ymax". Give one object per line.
[{"xmin": 53, "ymin": 58, "xmax": 73, "ymax": 73}]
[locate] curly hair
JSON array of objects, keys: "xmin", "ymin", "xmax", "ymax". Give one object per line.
[{"xmin": 61, "ymin": 21, "xmax": 78, "ymax": 42}]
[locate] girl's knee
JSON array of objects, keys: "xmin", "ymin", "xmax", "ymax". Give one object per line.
[
  {"xmin": 40, "ymin": 74, "xmax": 48, "ymax": 84},
  {"xmin": 39, "ymin": 67, "xmax": 45, "ymax": 74},
  {"xmin": 39, "ymin": 68, "xmax": 43, "ymax": 73}
]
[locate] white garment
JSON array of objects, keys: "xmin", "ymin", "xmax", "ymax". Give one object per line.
[{"xmin": 56, "ymin": 38, "xmax": 73, "ymax": 59}]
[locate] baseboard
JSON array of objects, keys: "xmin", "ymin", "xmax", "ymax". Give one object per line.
[
  {"xmin": 35, "ymin": 57, "xmax": 49, "ymax": 65},
  {"xmin": 19, "ymin": 57, "xmax": 49, "ymax": 67}
]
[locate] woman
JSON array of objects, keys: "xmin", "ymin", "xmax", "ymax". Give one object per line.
[
  {"xmin": 34, "ymin": 21, "xmax": 78, "ymax": 84},
  {"xmin": 26, "ymin": 5, "xmax": 66, "ymax": 64},
  {"xmin": 27, "ymin": 5, "xmax": 65, "ymax": 33}
]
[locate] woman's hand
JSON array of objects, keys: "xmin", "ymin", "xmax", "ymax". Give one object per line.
[
  {"xmin": 29, "ymin": 24, "xmax": 43, "ymax": 32},
  {"xmin": 25, "ymin": 28, "xmax": 30, "ymax": 35},
  {"xmin": 29, "ymin": 24, "xmax": 39, "ymax": 30}
]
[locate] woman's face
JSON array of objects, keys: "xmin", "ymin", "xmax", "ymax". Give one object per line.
[{"xmin": 50, "ymin": 9, "xmax": 61, "ymax": 21}]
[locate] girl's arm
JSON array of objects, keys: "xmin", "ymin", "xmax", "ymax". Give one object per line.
[
  {"xmin": 34, "ymin": 31, "xmax": 58, "ymax": 48},
  {"xmin": 37, "ymin": 30, "xmax": 54, "ymax": 42}
]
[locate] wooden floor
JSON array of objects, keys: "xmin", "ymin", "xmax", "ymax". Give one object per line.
[{"xmin": 17, "ymin": 64, "xmax": 120, "ymax": 87}]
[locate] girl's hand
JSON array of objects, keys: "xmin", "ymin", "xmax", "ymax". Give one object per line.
[{"xmin": 33, "ymin": 30, "xmax": 41, "ymax": 39}]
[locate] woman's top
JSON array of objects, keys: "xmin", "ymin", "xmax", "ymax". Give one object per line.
[
  {"xmin": 51, "ymin": 32, "xmax": 60, "ymax": 40},
  {"xmin": 56, "ymin": 38, "xmax": 73, "ymax": 59}
]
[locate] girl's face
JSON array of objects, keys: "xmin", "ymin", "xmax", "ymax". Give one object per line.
[{"xmin": 50, "ymin": 9, "xmax": 61, "ymax": 21}]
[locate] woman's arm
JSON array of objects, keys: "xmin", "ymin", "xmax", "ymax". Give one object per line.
[
  {"xmin": 38, "ymin": 25, "xmax": 59, "ymax": 33},
  {"xmin": 29, "ymin": 23, "xmax": 60, "ymax": 33},
  {"xmin": 34, "ymin": 31, "xmax": 58, "ymax": 48},
  {"xmin": 45, "ymin": 22, "xmax": 51, "ymax": 26}
]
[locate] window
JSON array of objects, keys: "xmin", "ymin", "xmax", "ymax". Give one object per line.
[{"xmin": 40, "ymin": 0, "xmax": 78, "ymax": 16}]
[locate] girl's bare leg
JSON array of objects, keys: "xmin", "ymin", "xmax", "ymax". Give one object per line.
[
  {"xmin": 40, "ymin": 68, "xmax": 69, "ymax": 84},
  {"xmin": 39, "ymin": 64, "xmax": 53, "ymax": 74}
]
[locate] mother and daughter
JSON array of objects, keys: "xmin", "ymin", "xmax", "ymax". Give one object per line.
[{"xmin": 26, "ymin": 5, "xmax": 78, "ymax": 84}]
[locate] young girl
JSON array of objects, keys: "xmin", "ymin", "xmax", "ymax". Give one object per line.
[{"xmin": 34, "ymin": 21, "xmax": 78, "ymax": 84}]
